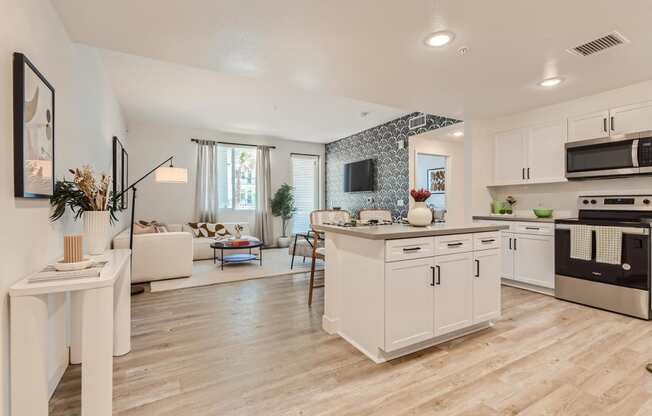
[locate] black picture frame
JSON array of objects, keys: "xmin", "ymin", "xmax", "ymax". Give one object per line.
[
  {"xmin": 113, "ymin": 136, "xmax": 126, "ymax": 210},
  {"xmin": 427, "ymin": 167, "xmax": 446, "ymax": 194},
  {"xmin": 13, "ymin": 52, "xmax": 55, "ymax": 198},
  {"xmin": 121, "ymin": 148, "xmax": 129, "ymax": 210}
]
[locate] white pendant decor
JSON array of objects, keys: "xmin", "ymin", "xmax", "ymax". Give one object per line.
[
  {"xmin": 83, "ymin": 211, "xmax": 110, "ymax": 255},
  {"xmin": 407, "ymin": 201, "xmax": 433, "ymax": 227}
]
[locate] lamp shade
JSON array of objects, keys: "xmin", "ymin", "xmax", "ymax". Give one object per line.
[{"xmin": 155, "ymin": 166, "xmax": 188, "ymax": 183}]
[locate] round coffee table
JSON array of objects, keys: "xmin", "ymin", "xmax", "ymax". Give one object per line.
[{"xmin": 210, "ymin": 240, "xmax": 263, "ymax": 270}]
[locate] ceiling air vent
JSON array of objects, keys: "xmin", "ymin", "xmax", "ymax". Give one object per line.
[
  {"xmin": 567, "ymin": 31, "xmax": 629, "ymax": 57},
  {"xmin": 408, "ymin": 113, "xmax": 427, "ymax": 130}
]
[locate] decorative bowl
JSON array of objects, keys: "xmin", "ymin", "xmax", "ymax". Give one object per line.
[{"xmin": 533, "ymin": 208, "xmax": 554, "ymax": 218}]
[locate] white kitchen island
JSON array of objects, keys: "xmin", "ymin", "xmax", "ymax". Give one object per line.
[{"xmin": 313, "ymin": 222, "xmax": 509, "ymax": 363}]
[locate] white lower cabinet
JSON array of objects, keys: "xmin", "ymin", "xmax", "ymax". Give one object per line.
[
  {"xmin": 383, "ymin": 234, "xmax": 501, "ymax": 352},
  {"xmin": 384, "ymin": 258, "xmax": 435, "ymax": 352},
  {"xmin": 502, "ymin": 230, "xmax": 555, "ymax": 289},
  {"xmin": 473, "ymin": 249, "xmax": 501, "ymax": 323},
  {"xmin": 434, "ymin": 252, "xmax": 473, "ymax": 336}
]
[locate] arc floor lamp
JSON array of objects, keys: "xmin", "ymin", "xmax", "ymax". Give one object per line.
[{"xmin": 114, "ymin": 156, "xmax": 188, "ymax": 295}]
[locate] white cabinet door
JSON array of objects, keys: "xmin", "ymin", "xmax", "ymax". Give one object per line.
[
  {"xmin": 494, "ymin": 129, "xmax": 527, "ymax": 185},
  {"xmin": 527, "ymin": 122, "xmax": 566, "ymax": 183},
  {"xmin": 513, "ymin": 234, "xmax": 555, "ymax": 288},
  {"xmin": 473, "ymin": 249, "xmax": 501, "ymax": 323},
  {"xmin": 434, "ymin": 252, "xmax": 473, "ymax": 336},
  {"xmin": 567, "ymin": 110, "xmax": 609, "ymax": 142},
  {"xmin": 610, "ymin": 101, "xmax": 652, "ymax": 136},
  {"xmin": 384, "ymin": 258, "xmax": 435, "ymax": 352},
  {"xmin": 501, "ymin": 233, "xmax": 515, "ymax": 280}
]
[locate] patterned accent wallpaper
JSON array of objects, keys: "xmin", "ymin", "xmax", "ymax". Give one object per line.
[{"xmin": 325, "ymin": 112, "xmax": 460, "ymax": 219}]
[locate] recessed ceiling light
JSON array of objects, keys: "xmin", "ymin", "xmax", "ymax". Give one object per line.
[
  {"xmin": 539, "ymin": 77, "xmax": 564, "ymax": 87},
  {"xmin": 425, "ymin": 30, "xmax": 455, "ymax": 47},
  {"xmin": 452, "ymin": 130, "xmax": 464, "ymax": 137}
]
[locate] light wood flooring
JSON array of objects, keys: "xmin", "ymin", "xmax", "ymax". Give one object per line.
[{"xmin": 50, "ymin": 274, "xmax": 652, "ymax": 415}]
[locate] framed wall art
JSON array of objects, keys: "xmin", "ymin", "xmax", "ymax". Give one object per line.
[
  {"xmin": 13, "ymin": 52, "xmax": 55, "ymax": 198},
  {"xmin": 427, "ymin": 167, "xmax": 446, "ymax": 194},
  {"xmin": 112, "ymin": 136, "xmax": 128, "ymax": 210}
]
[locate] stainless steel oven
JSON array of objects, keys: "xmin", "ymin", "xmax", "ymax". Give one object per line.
[
  {"xmin": 565, "ymin": 134, "xmax": 652, "ymax": 179},
  {"xmin": 555, "ymin": 195, "xmax": 652, "ymax": 319}
]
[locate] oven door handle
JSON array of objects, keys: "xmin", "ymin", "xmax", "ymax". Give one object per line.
[{"xmin": 555, "ymin": 224, "xmax": 649, "ymax": 235}]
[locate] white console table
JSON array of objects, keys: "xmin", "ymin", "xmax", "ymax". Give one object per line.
[{"xmin": 9, "ymin": 249, "xmax": 132, "ymax": 416}]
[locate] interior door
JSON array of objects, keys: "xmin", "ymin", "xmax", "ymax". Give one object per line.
[
  {"xmin": 434, "ymin": 252, "xmax": 473, "ymax": 336},
  {"xmin": 610, "ymin": 101, "xmax": 652, "ymax": 136},
  {"xmin": 384, "ymin": 258, "xmax": 435, "ymax": 352},
  {"xmin": 501, "ymin": 233, "xmax": 515, "ymax": 279},
  {"xmin": 527, "ymin": 122, "xmax": 565, "ymax": 182},
  {"xmin": 567, "ymin": 110, "xmax": 610, "ymax": 142},
  {"xmin": 473, "ymin": 249, "xmax": 502, "ymax": 323},
  {"xmin": 513, "ymin": 234, "xmax": 555, "ymax": 288},
  {"xmin": 494, "ymin": 129, "xmax": 527, "ymax": 185}
]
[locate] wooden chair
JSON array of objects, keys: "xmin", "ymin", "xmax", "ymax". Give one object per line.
[
  {"xmin": 358, "ymin": 208, "xmax": 392, "ymax": 223},
  {"xmin": 308, "ymin": 209, "xmax": 351, "ymax": 306}
]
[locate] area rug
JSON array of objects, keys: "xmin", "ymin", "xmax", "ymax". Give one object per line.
[{"xmin": 149, "ymin": 248, "xmax": 322, "ymax": 292}]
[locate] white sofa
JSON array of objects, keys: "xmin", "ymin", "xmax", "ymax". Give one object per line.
[
  {"xmin": 112, "ymin": 222, "xmax": 256, "ymax": 283},
  {"xmin": 113, "ymin": 228, "xmax": 194, "ymax": 283}
]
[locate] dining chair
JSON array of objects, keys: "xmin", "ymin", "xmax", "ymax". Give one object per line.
[{"xmin": 308, "ymin": 209, "xmax": 351, "ymax": 306}]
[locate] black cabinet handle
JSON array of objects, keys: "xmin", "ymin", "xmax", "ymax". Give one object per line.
[
  {"xmin": 403, "ymin": 247, "xmax": 421, "ymax": 252},
  {"xmin": 525, "ymin": 227, "xmax": 540, "ymax": 230},
  {"xmin": 509, "ymin": 238, "xmax": 512, "ymax": 250},
  {"xmin": 481, "ymin": 239, "xmax": 495, "ymax": 243},
  {"xmin": 436, "ymin": 265, "xmax": 441, "ymax": 285},
  {"xmin": 527, "ymin": 167, "xmax": 530, "ymax": 179},
  {"xmin": 475, "ymin": 259, "xmax": 480, "ymax": 277},
  {"xmin": 447, "ymin": 242, "xmax": 463, "ymax": 247},
  {"xmin": 603, "ymin": 118, "xmax": 608, "ymax": 132},
  {"xmin": 514, "ymin": 238, "xmax": 517, "ymax": 250},
  {"xmin": 610, "ymin": 116, "xmax": 615, "ymax": 131},
  {"xmin": 430, "ymin": 266, "xmax": 435, "ymax": 286},
  {"xmin": 522, "ymin": 168, "xmax": 525, "ymax": 180}
]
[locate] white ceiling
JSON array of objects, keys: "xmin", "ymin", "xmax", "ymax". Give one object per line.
[
  {"xmin": 97, "ymin": 49, "xmax": 406, "ymax": 143},
  {"xmin": 53, "ymin": 0, "xmax": 652, "ymax": 137}
]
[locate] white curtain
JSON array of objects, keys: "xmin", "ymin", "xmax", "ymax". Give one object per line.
[
  {"xmin": 194, "ymin": 140, "xmax": 219, "ymax": 222},
  {"xmin": 254, "ymin": 146, "xmax": 273, "ymax": 245}
]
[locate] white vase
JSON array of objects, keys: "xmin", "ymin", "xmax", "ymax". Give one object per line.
[
  {"xmin": 277, "ymin": 236, "xmax": 290, "ymax": 248},
  {"xmin": 407, "ymin": 202, "xmax": 433, "ymax": 227},
  {"xmin": 83, "ymin": 211, "xmax": 110, "ymax": 255}
]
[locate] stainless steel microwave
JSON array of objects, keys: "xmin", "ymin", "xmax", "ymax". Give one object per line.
[{"xmin": 566, "ymin": 135, "xmax": 652, "ymax": 179}]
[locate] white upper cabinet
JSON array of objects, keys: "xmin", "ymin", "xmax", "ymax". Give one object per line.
[
  {"xmin": 527, "ymin": 122, "xmax": 566, "ymax": 183},
  {"xmin": 494, "ymin": 129, "xmax": 527, "ymax": 185},
  {"xmin": 610, "ymin": 101, "xmax": 652, "ymax": 136},
  {"xmin": 567, "ymin": 110, "xmax": 609, "ymax": 142},
  {"xmin": 493, "ymin": 122, "xmax": 566, "ymax": 186}
]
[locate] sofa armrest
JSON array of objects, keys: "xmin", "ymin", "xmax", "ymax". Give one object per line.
[{"xmin": 115, "ymin": 232, "xmax": 193, "ymax": 283}]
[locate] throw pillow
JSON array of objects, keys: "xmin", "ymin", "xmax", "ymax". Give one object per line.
[
  {"xmin": 133, "ymin": 223, "xmax": 156, "ymax": 234},
  {"xmin": 187, "ymin": 222, "xmax": 231, "ymax": 238}
]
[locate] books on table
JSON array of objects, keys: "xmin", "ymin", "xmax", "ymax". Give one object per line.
[{"xmin": 28, "ymin": 261, "xmax": 108, "ymax": 284}]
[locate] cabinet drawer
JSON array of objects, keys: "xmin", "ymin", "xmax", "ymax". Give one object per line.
[
  {"xmin": 385, "ymin": 237, "xmax": 435, "ymax": 262},
  {"xmin": 434, "ymin": 234, "xmax": 473, "ymax": 255},
  {"xmin": 513, "ymin": 222, "xmax": 553, "ymax": 236},
  {"xmin": 473, "ymin": 232, "xmax": 500, "ymax": 251}
]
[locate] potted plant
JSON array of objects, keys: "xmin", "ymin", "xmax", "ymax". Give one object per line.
[
  {"xmin": 408, "ymin": 188, "xmax": 433, "ymax": 226},
  {"xmin": 271, "ymin": 183, "xmax": 297, "ymax": 248},
  {"xmin": 504, "ymin": 195, "xmax": 517, "ymax": 214},
  {"xmin": 50, "ymin": 166, "xmax": 118, "ymax": 255}
]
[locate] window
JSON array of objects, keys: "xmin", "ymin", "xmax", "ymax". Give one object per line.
[
  {"xmin": 291, "ymin": 154, "xmax": 320, "ymax": 234},
  {"xmin": 217, "ymin": 145, "xmax": 257, "ymax": 210}
]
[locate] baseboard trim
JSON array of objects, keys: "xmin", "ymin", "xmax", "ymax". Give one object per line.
[
  {"xmin": 501, "ymin": 279, "xmax": 554, "ymax": 296},
  {"xmin": 322, "ymin": 315, "xmax": 339, "ymax": 334},
  {"xmin": 49, "ymin": 346, "xmax": 69, "ymax": 399}
]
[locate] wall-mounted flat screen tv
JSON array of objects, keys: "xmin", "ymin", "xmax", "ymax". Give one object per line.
[{"xmin": 343, "ymin": 159, "xmax": 375, "ymax": 192}]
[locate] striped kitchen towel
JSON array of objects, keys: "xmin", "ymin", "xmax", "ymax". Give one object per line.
[
  {"xmin": 595, "ymin": 226, "xmax": 622, "ymax": 265},
  {"xmin": 570, "ymin": 224, "xmax": 592, "ymax": 261}
]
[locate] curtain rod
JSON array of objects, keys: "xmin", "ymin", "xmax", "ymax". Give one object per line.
[{"xmin": 190, "ymin": 138, "xmax": 276, "ymax": 149}]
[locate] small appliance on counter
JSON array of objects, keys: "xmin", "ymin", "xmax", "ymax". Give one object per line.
[{"xmin": 555, "ymin": 195, "xmax": 652, "ymax": 319}]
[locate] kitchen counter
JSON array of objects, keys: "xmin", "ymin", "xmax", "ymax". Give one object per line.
[
  {"xmin": 318, "ymin": 223, "xmax": 505, "ymax": 363},
  {"xmin": 473, "ymin": 215, "xmax": 562, "ymax": 223},
  {"xmin": 313, "ymin": 222, "xmax": 509, "ymax": 240}
]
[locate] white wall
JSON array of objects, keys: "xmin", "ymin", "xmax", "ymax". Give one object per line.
[
  {"xmin": 126, "ymin": 121, "xmax": 325, "ymax": 242},
  {"xmin": 409, "ymin": 125, "xmax": 466, "ymax": 224},
  {"xmin": 0, "ymin": 1, "xmax": 127, "ymax": 411},
  {"xmin": 469, "ymin": 79, "xmax": 652, "ymax": 218}
]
